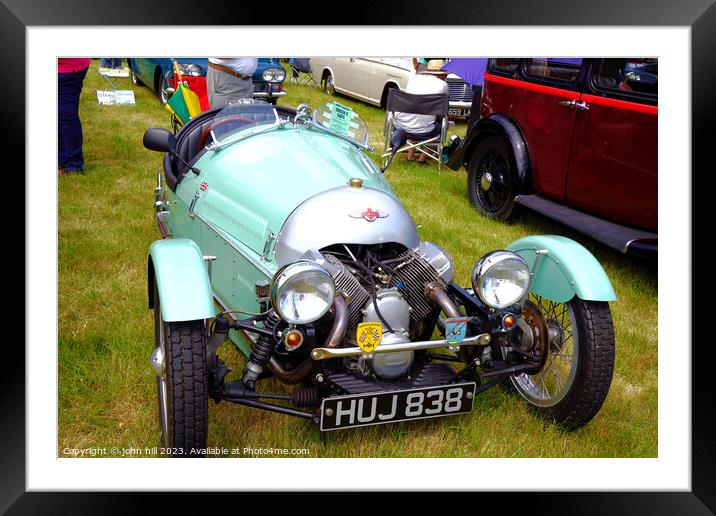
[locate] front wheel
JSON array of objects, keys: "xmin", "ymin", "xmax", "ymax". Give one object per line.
[
  {"xmin": 157, "ymin": 70, "xmax": 171, "ymax": 106},
  {"xmin": 153, "ymin": 284, "xmax": 209, "ymax": 456},
  {"xmin": 323, "ymin": 72, "xmax": 335, "ymax": 96},
  {"xmin": 467, "ymin": 134, "xmax": 519, "ymax": 222},
  {"xmin": 506, "ymin": 295, "xmax": 615, "ymax": 429}
]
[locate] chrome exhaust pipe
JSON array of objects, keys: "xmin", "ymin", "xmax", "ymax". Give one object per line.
[
  {"xmin": 424, "ymin": 282, "xmax": 462, "ymax": 319},
  {"xmin": 268, "ymin": 296, "xmax": 349, "ymax": 383}
]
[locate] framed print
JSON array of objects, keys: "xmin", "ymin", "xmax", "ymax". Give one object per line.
[{"xmin": 8, "ymin": 0, "xmax": 713, "ymax": 512}]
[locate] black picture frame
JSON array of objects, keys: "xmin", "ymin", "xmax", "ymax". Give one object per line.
[{"xmin": 7, "ymin": 0, "xmax": 712, "ymax": 513}]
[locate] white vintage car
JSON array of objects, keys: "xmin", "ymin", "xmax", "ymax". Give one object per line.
[{"xmin": 310, "ymin": 57, "xmax": 473, "ymax": 117}]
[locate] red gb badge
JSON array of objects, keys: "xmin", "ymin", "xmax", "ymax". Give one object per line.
[
  {"xmin": 200, "ymin": 182, "xmax": 208, "ymax": 191},
  {"xmin": 349, "ymin": 207, "xmax": 388, "ymax": 222}
]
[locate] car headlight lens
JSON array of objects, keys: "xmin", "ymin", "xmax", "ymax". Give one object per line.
[
  {"xmin": 270, "ymin": 261, "xmax": 335, "ymax": 324},
  {"xmin": 262, "ymin": 67, "xmax": 285, "ymax": 83},
  {"xmin": 471, "ymin": 251, "xmax": 530, "ymax": 309},
  {"xmin": 176, "ymin": 63, "xmax": 202, "ymax": 77}
]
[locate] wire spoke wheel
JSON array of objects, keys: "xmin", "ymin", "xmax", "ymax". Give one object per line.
[
  {"xmin": 467, "ymin": 134, "xmax": 519, "ymax": 222},
  {"xmin": 511, "ymin": 293, "xmax": 578, "ymax": 407},
  {"xmin": 502, "ymin": 291, "xmax": 615, "ymax": 429},
  {"xmin": 475, "ymin": 150, "xmax": 511, "ymax": 213}
]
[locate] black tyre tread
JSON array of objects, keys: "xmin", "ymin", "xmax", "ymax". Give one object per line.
[
  {"xmin": 466, "ymin": 135, "xmax": 519, "ymax": 223},
  {"xmin": 165, "ymin": 320, "xmax": 208, "ymax": 455},
  {"xmin": 551, "ymin": 300, "xmax": 615, "ymax": 429},
  {"xmin": 502, "ymin": 299, "xmax": 615, "ymax": 430}
]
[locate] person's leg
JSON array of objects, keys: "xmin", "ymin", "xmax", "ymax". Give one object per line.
[
  {"xmin": 57, "ymin": 67, "xmax": 88, "ymax": 172},
  {"xmin": 237, "ymin": 78, "xmax": 254, "ymax": 101},
  {"xmin": 207, "ymin": 66, "xmax": 233, "ymax": 109},
  {"xmin": 58, "ymin": 123, "xmax": 66, "ymax": 169},
  {"xmin": 100, "ymin": 58, "xmax": 111, "ymax": 68},
  {"xmin": 219, "ymin": 75, "xmax": 254, "ymax": 105}
]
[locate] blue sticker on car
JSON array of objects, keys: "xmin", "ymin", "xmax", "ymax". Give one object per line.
[{"xmin": 445, "ymin": 317, "xmax": 470, "ymax": 344}]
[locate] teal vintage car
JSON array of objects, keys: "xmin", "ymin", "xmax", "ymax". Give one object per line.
[{"xmin": 143, "ymin": 100, "xmax": 617, "ymax": 456}]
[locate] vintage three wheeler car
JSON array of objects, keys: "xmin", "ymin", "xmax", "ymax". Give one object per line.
[{"xmin": 143, "ymin": 100, "xmax": 616, "ymax": 456}]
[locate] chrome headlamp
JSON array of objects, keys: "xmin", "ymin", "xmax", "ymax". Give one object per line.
[
  {"xmin": 262, "ymin": 67, "xmax": 286, "ymax": 83},
  {"xmin": 471, "ymin": 251, "xmax": 530, "ymax": 309},
  {"xmin": 176, "ymin": 63, "xmax": 202, "ymax": 77},
  {"xmin": 270, "ymin": 261, "xmax": 335, "ymax": 324}
]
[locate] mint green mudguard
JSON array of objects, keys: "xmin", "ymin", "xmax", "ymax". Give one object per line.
[
  {"xmin": 507, "ymin": 235, "xmax": 617, "ymax": 303},
  {"xmin": 148, "ymin": 238, "xmax": 216, "ymax": 322}
]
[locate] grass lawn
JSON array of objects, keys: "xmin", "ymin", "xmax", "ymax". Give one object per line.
[{"xmin": 58, "ymin": 60, "xmax": 657, "ymax": 458}]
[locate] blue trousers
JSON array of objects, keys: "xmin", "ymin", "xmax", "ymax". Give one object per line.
[
  {"xmin": 58, "ymin": 67, "xmax": 88, "ymax": 172},
  {"xmin": 100, "ymin": 58, "xmax": 123, "ymax": 69}
]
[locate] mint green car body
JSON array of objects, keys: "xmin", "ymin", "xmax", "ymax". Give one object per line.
[
  {"xmin": 148, "ymin": 113, "xmax": 615, "ymax": 357},
  {"xmin": 508, "ymin": 235, "xmax": 617, "ymax": 303},
  {"xmin": 148, "ymin": 121, "xmax": 395, "ymax": 354}
]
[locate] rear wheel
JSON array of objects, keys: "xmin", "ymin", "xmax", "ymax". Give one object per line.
[
  {"xmin": 323, "ymin": 71, "xmax": 335, "ymax": 96},
  {"xmin": 153, "ymin": 284, "xmax": 209, "ymax": 456},
  {"xmin": 467, "ymin": 134, "xmax": 519, "ymax": 222},
  {"xmin": 505, "ymin": 294, "xmax": 615, "ymax": 429}
]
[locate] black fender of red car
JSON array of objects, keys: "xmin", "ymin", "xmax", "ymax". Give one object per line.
[{"xmin": 447, "ymin": 114, "xmax": 532, "ymax": 195}]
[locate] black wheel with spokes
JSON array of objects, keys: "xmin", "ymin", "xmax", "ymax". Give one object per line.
[
  {"xmin": 467, "ymin": 135, "xmax": 519, "ymax": 222},
  {"xmin": 504, "ymin": 293, "xmax": 615, "ymax": 430}
]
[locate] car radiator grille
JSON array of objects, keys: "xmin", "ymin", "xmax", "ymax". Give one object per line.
[{"xmin": 446, "ymin": 78, "xmax": 473, "ymax": 103}]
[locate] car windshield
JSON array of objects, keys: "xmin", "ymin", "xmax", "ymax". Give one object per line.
[
  {"xmin": 311, "ymin": 102, "xmax": 370, "ymax": 149},
  {"xmin": 207, "ymin": 100, "xmax": 280, "ymax": 147}
]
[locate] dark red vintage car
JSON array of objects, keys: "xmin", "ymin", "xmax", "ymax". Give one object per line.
[{"xmin": 446, "ymin": 58, "xmax": 657, "ymax": 259}]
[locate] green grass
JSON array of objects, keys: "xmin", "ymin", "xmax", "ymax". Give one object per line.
[{"xmin": 58, "ymin": 61, "xmax": 657, "ymax": 458}]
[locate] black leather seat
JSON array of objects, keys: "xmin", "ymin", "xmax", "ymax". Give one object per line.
[{"xmin": 163, "ymin": 104, "xmax": 297, "ymax": 192}]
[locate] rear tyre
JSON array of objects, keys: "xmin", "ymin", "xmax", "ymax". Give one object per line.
[
  {"xmin": 506, "ymin": 295, "xmax": 615, "ymax": 430},
  {"xmin": 467, "ymin": 134, "xmax": 520, "ymax": 222},
  {"xmin": 153, "ymin": 284, "xmax": 209, "ymax": 456}
]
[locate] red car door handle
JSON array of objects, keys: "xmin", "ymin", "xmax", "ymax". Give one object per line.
[
  {"xmin": 574, "ymin": 101, "xmax": 590, "ymax": 111},
  {"xmin": 559, "ymin": 100, "xmax": 576, "ymax": 107}
]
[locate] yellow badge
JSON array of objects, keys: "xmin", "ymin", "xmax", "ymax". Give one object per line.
[{"xmin": 356, "ymin": 322, "xmax": 382, "ymax": 353}]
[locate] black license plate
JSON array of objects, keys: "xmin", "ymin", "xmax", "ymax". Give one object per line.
[
  {"xmin": 449, "ymin": 108, "xmax": 470, "ymax": 117},
  {"xmin": 320, "ymin": 382, "xmax": 475, "ymax": 431}
]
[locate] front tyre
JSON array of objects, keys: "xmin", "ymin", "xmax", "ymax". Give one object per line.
[
  {"xmin": 467, "ymin": 134, "xmax": 519, "ymax": 222},
  {"xmin": 323, "ymin": 72, "xmax": 335, "ymax": 96},
  {"xmin": 153, "ymin": 284, "xmax": 209, "ymax": 456},
  {"xmin": 509, "ymin": 295, "xmax": 615, "ymax": 430}
]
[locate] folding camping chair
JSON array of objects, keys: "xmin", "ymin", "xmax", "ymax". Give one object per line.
[
  {"xmin": 381, "ymin": 89, "xmax": 449, "ymax": 172},
  {"xmin": 288, "ymin": 58, "xmax": 318, "ymax": 87},
  {"xmin": 98, "ymin": 65, "xmax": 130, "ymax": 90},
  {"xmin": 96, "ymin": 63, "xmax": 135, "ymax": 106}
]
